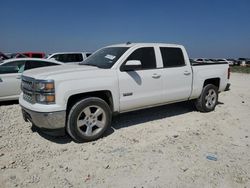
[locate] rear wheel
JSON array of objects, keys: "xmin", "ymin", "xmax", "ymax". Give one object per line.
[
  {"xmin": 195, "ymin": 84, "xmax": 218, "ymax": 112},
  {"xmin": 67, "ymin": 97, "xmax": 112, "ymax": 142}
]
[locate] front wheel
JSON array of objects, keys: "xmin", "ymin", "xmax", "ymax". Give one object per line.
[
  {"xmin": 195, "ymin": 84, "xmax": 218, "ymax": 112},
  {"xmin": 67, "ymin": 97, "xmax": 112, "ymax": 142}
]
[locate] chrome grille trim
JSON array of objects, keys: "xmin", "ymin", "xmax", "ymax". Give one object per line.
[{"xmin": 21, "ymin": 76, "xmax": 35, "ymax": 103}]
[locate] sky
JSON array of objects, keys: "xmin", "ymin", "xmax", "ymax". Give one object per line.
[{"xmin": 0, "ymin": 0, "xmax": 249, "ymax": 58}]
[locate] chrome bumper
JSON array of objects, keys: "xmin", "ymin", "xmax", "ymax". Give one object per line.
[{"xmin": 21, "ymin": 106, "xmax": 66, "ymax": 130}]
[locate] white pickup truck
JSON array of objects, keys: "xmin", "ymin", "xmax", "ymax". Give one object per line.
[{"xmin": 20, "ymin": 43, "xmax": 230, "ymax": 142}]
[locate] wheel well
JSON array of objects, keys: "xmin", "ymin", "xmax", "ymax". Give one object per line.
[
  {"xmin": 203, "ymin": 78, "xmax": 220, "ymax": 88},
  {"xmin": 66, "ymin": 90, "xmax": 114, "ymax": 115}
]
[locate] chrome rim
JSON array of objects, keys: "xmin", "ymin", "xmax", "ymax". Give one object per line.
[
  {"xmin": 76, "ymin": 105, "xmax": 106, "ymax": 137},
  {"xmin": 205, "ymin": 89, "xmax": 217, "ymax": 109}
]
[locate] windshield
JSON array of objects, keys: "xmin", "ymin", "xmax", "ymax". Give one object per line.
[{"xmin": 80, "ymin": 47, "xmax": 129, "ymax": 69}]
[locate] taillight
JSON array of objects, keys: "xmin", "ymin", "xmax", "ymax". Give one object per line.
[{"xmin": 228, "ymin": 67, "xmax": 231, "ymax": 79}]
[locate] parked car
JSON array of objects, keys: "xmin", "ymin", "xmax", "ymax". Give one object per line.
[
  {"xmin": 47, "ymin": 52, "xmax": 92, "ymax": 64},
  {"xmin": 20, "ymin": 43, "xmax": 230, "ymax": 142},
  {"xmin": 189, "ymin": 59, "xmax": 196, "ymax": 65},
  {"xmin": 216, "ymin": 58, "xmax": 234, "ymax": 66},
  {"xmin": 246, "ymin": 60, "xmax": 250, "ymax": 67},
  {"xmin": 226, "ymin": 58, "xmax": 237, "ymax": 66},
  {"xmin": 0, "ymin": 58, "xmax": 63, "ymax": 101},
  {"xmin": 194, "ymin": 58, "xmax": 214, "ymax": 63},
  {"xmin": 237, "ymin": 58, "xmax": 250, "ymax": 66}
]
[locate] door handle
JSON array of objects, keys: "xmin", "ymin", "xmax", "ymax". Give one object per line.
[
  {"xmin": 0, "ymin": 77, "xmax": 2, "ymax": 82},
  {"xmin": 16, "ymin": 75, "xmax": 21, "ymax": 79},
  {"xmin": 152, "ymin": 73, "xmax": 161, "ymax": 79},
  {"xmin": 184, "ymin": 71, "xmax": 191, "ymax": 76}
]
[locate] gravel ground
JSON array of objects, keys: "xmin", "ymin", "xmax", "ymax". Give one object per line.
[{"xmin": 0, "ymin": 73, "xmax": 250, "ymax": 188}]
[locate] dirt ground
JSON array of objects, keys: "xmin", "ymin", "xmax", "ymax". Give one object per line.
[{"xmin": 0, "ymin": 73, "xmax": 250, "ymax": 188}]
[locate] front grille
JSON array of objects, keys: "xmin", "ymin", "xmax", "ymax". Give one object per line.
[
  {"xmin": 23, "ymin": 90, "xmax": 35, "ymax": 103},
  {"xmin": 21, "ymin": 76, "xmax": 35, "ymax": 103},
  {"xmin": 22, "ymin": 79, "xmax": 33, "ymax": 91}
]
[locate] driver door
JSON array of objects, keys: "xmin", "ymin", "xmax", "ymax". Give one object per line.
[{"xmin": 118, "ymin": 47, "xmax": 163, "ymax": 112}]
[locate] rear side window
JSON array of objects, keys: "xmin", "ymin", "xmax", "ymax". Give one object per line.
[
  {"xmin": 126, "ymin": 47, "xmax": 156, "ymax": 69},
  {"xmin": 86, "ymin": 53, "xmax": 92, "ymax": 57},
  {"xmin": 32, "ymin": 53, "xmax": 44, "ymax": 58},
  {"xmin": 160, "ymin": 47, "xmax": 185, "ymax": 67},
  {"xmin": 24, "ymin": 61, "xmax": 58, "ymax": 70},
  {"xmin": 55, "ymin": 54, "xmax": 83, "ymax": 63}
]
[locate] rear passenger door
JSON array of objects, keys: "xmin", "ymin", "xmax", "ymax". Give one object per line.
[
  {"xmin": 118, "ymin": 47, "xmax": 163, "ymax": 112},
  {"xmin": 159, "ymin": 47, "xmax": 192, "ymax": 102}
]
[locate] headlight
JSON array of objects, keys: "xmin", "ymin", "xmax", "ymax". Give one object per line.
[
  {"xmin": 36, "ymin": 93, "xmax": 55, "ymax": 104},
  {"xmin": 35, "ymin": 80, "xmax": 55, "ymax": 92},
  {"xmin": 34, "ymin": 80, "xmax": 55, "ymax": 104}
]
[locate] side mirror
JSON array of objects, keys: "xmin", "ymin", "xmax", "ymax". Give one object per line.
[{"xmin": 121, "ymin": 60, "xmax": 142, "ymax": 71}]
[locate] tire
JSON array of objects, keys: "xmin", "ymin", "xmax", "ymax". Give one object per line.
[
  {"xmin": 195, "ymin": 84, "xmax": 218, "ymax": 112},
  {"xmin": 66, "ymin": 97, "xmax": 112, "ymax": 142}
]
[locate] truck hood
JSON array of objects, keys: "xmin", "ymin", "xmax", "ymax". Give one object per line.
[{"xmin": 23, "ymin": 64, "xmax": 99, "ymax": 79}]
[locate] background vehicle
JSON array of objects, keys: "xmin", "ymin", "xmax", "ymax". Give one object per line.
[
  {"xmin": 20, "ymin": 43, "xmax": 230, "ymax": 142},
  {"xmin": 0, "ymin": 58, "xmax": 63, "ymax": 101},
  {"xmin": 227, "ymin": 58, "xmax": 237, "ymax": 66},
  {"xmin": 194, "ymin": 58, "xmax": 214, "ymax": 63},
  {"xmin": 237, "ymin": 58, "xmax": 250, "ymax": 66},
  {"xmin": 217, "ymin": 58, "xmax": 234, "ymax": 66},
  {"xmin": 0, "ymin": 52, "xmax": 9, "ymax": 61},
  {"xmin": 5, "ymin": 53, "xmax": 28, "ymax": 59},
  {"xmin": 246, "ymin": 60, "xmax": 250, "ymax": 67},
  {"xmin": 189, "ymin": 58, "xmax": 196, "ymax": 65},
  {"xmin": 47, "ymin": 52, "xmax": 92, "ymax": 64}
]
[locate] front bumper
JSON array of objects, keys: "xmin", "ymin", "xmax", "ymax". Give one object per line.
[{"xmin": 21, "ymin": 106, "xmax": 66, "ymax": 135}]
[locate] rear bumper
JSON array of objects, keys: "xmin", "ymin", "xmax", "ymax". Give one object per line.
[
  {"xmin": 21, "ymin": 106, "xmax": 66, "ymax": 135},
  {"xmin": 225, "ymin": 83, "xmax": 231, "ymax": 91}
]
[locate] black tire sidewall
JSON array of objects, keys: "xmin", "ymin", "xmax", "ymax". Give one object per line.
[
  {"xmin": 67, "ymin": 97, "xmax": 111, "ymax": 142},
  {"xmin": 201, "ymin": 84, "xmax": 218, "ymax": 112}
]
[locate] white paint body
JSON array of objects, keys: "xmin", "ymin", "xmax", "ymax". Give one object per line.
[
  {"xmin": 0, "ymin": 58, "xmax": 63, "ymax": 101},
  {"xmin": 19, "ymin": 43, "xmax": 229, "ymax": 114}
]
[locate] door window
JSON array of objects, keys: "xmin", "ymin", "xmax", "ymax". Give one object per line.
[
  {"xmin": 54, "ymin": 54, "xmax": 83, "ymax": 63},
  {"xmin": 0, "ymin": 61, "xmax": 25, "ymax": 74},
  {"xmin": 24, "ymin": 60, "xmax": 59, "ymax": 70},
  {"xmin": 0, "ymin": 66, "xmax": 19, "ymax": 74},
  {"xmin": 160, "ymin": 47, "xmax": 185, "ymax": 67},
  {"xmin": 125, "ymin": 47, "xmax": 156, "ymax": 70},
  {"xmin": 2, "ymin": 60, "xmax": 25, "ymax": 68}
]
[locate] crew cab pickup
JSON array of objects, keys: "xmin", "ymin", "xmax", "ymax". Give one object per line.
[{"xmin": 19, "ymin": 43, "xmax": 230, "ymax": 142}]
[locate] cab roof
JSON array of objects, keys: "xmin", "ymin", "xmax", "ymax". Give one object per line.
[{"xmin": 106, "ymin": 42, "xmax": 184, "ymax": 48}]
